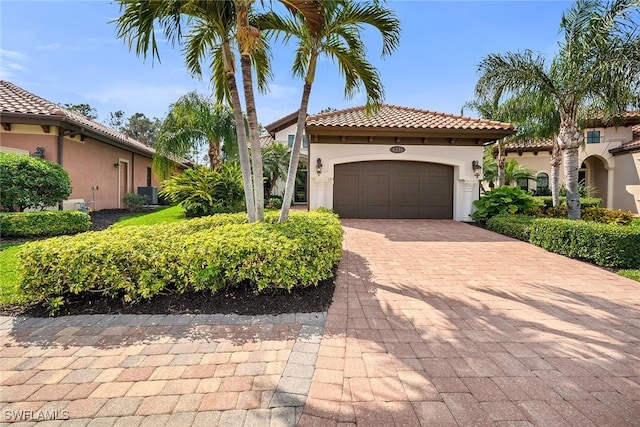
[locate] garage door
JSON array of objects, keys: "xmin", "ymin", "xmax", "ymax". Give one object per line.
[{"xmin": 333, "ymin": 161, "xmax": 453, "ymax": 219}]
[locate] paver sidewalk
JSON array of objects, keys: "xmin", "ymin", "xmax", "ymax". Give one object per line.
[
  {"xmin": 0, "ymin": 313, "xmax": 325, "ymax": 426},
  {"xmin": 300, "ymin": 220, "xmax": 640, "ymax": 427}
]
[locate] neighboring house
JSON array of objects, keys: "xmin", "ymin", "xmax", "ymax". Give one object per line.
[
  {"xmin": 264, "ymin": 111, "xmax": 309, "ymax": 204},
  {"xmin": 268, "ymin": 104, "xmax": 514, "ymax": 221},
  {"xmin": 502, "ymin": 112, "xmax": 640, "ymax": 214},
  {"xmin": 0, "ymin": 80, "xmax": 186, "ymax": 210}
]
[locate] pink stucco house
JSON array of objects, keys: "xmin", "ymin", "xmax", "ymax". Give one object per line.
[{"xmin": 0, "ymin": 80, "xmax": 186, "ymax": 210}]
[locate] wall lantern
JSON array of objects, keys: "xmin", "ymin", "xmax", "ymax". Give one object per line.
[
  {"xmin": 114, "ymin": 162, "xmax": 120, "ymax": 168},
  {"xmin": 472, "ymin": 160, "xmax": 482, "ymax": 178},
  {"xmin": 316, "ymin": 158, "xmax": 323, "ymax": 176}
]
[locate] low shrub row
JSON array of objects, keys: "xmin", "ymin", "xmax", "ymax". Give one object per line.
[
  {"xmin": 487, "ymin": 214, "xmax": 640, "ymax": 269},
  {"xmin": 19, "ymin": 210, "xmax": 343, "ymax": 314},
  {"xmin": 0, "ymin": 211, "xmax": 90, "ymax": 237},
  {"xmin": 532, "ymin": 196, "xmax": 602, "ymax": 209}
]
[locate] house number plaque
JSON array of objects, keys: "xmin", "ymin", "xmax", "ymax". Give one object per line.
[{"xmin": 390, "ymin": 146, "xmax": 405, "ymax": 153}]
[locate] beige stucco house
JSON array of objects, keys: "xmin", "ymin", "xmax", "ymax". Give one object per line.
[
  {"xmin": 0, "ymin": 80, "xmax": 186, "ymax": 211},
  {"xmin": 267, "ymin": 105, "xmax": 514, "ymax": 221},
  {"xmin": 502, "ymin": 113, "xmax": 640, "ymax": 214}
]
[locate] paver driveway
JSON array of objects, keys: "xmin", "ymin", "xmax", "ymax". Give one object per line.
[{"xmin": 300, "ymin": 220, "xmax": 640, "ymax": 427}]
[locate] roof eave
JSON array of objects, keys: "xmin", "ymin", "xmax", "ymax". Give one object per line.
[{"xmin": 305, "ymin": 124, "xmax": 515, "ymax": 141}]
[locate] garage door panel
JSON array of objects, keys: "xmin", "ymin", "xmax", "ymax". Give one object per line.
[{"xmin": 333, "ymin": 160, "xmax": 453, "ymax": 219}]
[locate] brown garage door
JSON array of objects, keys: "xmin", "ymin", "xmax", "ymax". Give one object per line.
[{"xmin": 333, "ymin": 161, "xmax": 453, "ymax": 219}]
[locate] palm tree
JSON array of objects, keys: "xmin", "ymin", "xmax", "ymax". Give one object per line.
[
  {"xmin": 262, "ymin": 142, "xmax": 290, "ymax": 197},
  {"xmin": 257, "ymin": 0, "xmax": 401, "ymax": 222},
  {"xmin": 115, "ymin": 0, "xmax": 323, "ymax": 222},
  {"xmin": 503, "ymin": 160, "xmax": 535, "ymax": 186},
  {"xmin": 153, "ymin": 92, "xmax": 236, "ymax": 178},
  {"xmin": 475, "ymin": 0, "xmax": 639, "ymax": 219}
]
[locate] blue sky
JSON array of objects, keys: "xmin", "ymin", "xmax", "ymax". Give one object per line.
[{"xmin": 1, "ymin": 0, "xmax": 572, "ymax": 127}]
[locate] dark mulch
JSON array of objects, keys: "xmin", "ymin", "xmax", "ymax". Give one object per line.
[{"xmin": 2, "ymin": 209, "xmax": 337, "ymax": 318}]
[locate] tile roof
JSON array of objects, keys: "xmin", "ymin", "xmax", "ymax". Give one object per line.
[
  {"xmin": 610, "ymin": 124, "xmax": 640, "ymax": 155},
  {"xmin": 306, "ymin": 104, "xmax": 514, "ymax": 131},
  {"xmin": 503, "ymin": 138, "xmax": 554, "ymax": 152},
  {"xmin": 0, "ymin": 80, "xmax": 154, "ymax": 157}
]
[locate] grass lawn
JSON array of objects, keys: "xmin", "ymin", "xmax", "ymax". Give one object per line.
[
  {"xmin": 618, "ymin": 269, "xmax": 640, "ymax": 282},
  {"xmin": 0, "ymin": 243, "xmax": 26, "ymax": 307},
  {"xmin": 112, "ymin": 205, "xmax": 186, "ymax": 227}
]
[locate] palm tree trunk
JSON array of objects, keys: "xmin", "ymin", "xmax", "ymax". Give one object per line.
[
  {"xmin": 279, "ymin": 55, "xmax": 316, "ymax": 222},
  {"xmin": 240, "ymin": 54, "xmax": 264, "ymax": 222},
  {"xmin": 279, "ymin": 81, "xmax": 313, "ymax": 222},
  {"xmin": 223, "ymin": 41, "xmax": 256, "ymax": 222},
  {"xmin": 559, "ymin": 114, "xmax": 581, "ymax": 219},
  {"xmin": 550, "ymin": 139, "xmax": 561, "ymax": 206},
  {"xmin": 496, "ymin": 141, "xmax": 506, "ymax": 187},
  {"xmin": 208, "ymin": 137, "xmax": 222, "ymax": 171}
]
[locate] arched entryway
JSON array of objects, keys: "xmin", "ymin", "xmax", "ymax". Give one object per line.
[{"xmin": 581, "ymin": 156, "xmax": 608, "ymax": 206}]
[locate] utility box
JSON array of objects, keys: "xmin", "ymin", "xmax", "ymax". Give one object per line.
[{"xmin": 137, "ymin": 187, "xmax": 158, "ymax": 204}]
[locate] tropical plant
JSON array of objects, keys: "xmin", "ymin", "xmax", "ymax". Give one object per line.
[
  {"xmin": 472, "ymin": 186, "xmax": 537, "ymax": 222},
  {"xmin": 115, "ymin": 0, "xmax": 323, "ymax": 223},
  {"xmin": 475, "ymin": 0, "xmax": 640, "ymax": 219},
  {"xmin": 0, "ymin": 153, "xmax": 72, "ymax": 212},
  {"xmin": 262, "ymin": 142, "xmax": 290, "ymax": 197},
  {"xmin": 257, "ymin": 0, "xmax": 401, "ymax": 222},
  {"xmin": 159, "ymin": 163, "xmax": 244, "ymax": 217},
  {"xmin": 153, "ymin": 92, "xmax": 236, "ymax": 178},
  {"xmin": 503, "ymin": 160, "xmax": 535, "ymax": 186}
]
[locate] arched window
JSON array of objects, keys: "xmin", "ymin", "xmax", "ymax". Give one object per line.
[{"xmin": 536, "ymin": 172, "xmax": 549, "ymax": 190}]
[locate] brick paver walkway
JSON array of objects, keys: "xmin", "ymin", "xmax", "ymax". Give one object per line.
[
  {"xmin": 2, "ymin": 220, "xmax": 639, "ymax": 426},
  {"xmin": 0, "ymin": 313, "xmax": 325, "ymax": 426},
  {"xmin": 300, "ymin": 220, "xmax": 640, "ymax": 426}
]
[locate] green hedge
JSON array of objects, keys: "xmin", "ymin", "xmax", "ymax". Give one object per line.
[
  {"xmin": 0, "ymin": 211, "xmax": 90, "ymax": 237},
  {"xmin": 487, "ymin": 214, "xmax": 640, "ymax": 269},
  {"xmin": 533, "ymin": 196, "xmax": 602, "ymax": 209},
  {"xmin": 486, "ymin": 215, "xmax": 535, "ymax": 241},
  {"xmin": 19, "ymin": 210, "xmax": 343, "ymax": 314},
  {"xmin": 529, "ymin": 219, "xmax": 640, "ymax": 269}
]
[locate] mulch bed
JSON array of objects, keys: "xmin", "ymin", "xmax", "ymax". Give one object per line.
[{"xmin": 2, "ymin": 209, "xmax": 337, "ymax": 318}]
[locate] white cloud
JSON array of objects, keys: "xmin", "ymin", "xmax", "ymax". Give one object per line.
[
  {"xmin": 36, "ymin": 43, "xmax": 65, "ymax": 51},
  {"xmin": 0, "ymin": 49, "xmax": 28, "ymax": 80},
  {"xmin": 265, "ymin": 83, "xmax": 299, "ymax": 100}
]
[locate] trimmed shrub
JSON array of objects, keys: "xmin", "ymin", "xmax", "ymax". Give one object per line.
[
  {"xmin": 533, "ymin": 196, "xmax": 602, "ymax": 210},
  {"xmin": 0, "ymin": 153, "xmax": 72, "ymax": 212},
  {"xmin": 0, "ymin": 211, "xmax": 90, "ymax": 237},
  {"xmin": 19, "ymin": 210, "xmax": 343, "ymax": 314},
  {"xmin": 123, "ymin": 193, "xmax": 149, "ymax": 212},
  {"xmin": 472, "ymin": 186, "xmax": 536, "ymax": 222},
  {"xmin": 529, "ymin": 219, "xmax": 640, "ymax": 269},
  {"xmin": 581, "ymin": 207, "xmax": 633, "ymax": 225},
  {"xmin": 486, "ymin": 214, "xmax": 535, "ymax": 241},
  {"xmin": 160, "ymin": 163, "xmax": 244, "ymax": 217}
]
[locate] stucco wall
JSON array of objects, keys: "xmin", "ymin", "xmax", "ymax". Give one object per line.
[
  {"xmin": 274, "ymin": 123, "xmax": 309, "ymax": 157},
  {"xmin": 1, "ymin": 124, "xmax": 158, "ymax": 210},
  {"xmin": 309, "ymin": 143, "xmax": 483, "ymax": 221},
  {"xmin": 613, "ymin": 152, "xmax": 640, "ymax": 214}
]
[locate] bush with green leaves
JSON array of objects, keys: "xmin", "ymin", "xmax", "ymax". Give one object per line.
[
  {"xmin": 533, "ymin": 196, "xmax": 602, "ymax": 211},
  {"xmin": 0, "ymin": 211, "xmax": 90, "ymax": 237},
  {"xmin": 486, "ymin": 214, "xmax": 535, "ymax": 241},
  {"xmin": 581, "ymin": 207, "xmax": 633, "ymax": 225},
  {"xmin": 0, "ymin": 153, "xmax": 72, "ymax": 212},
  {"xmin": 529, "ymin": 219, "xmax": 640, "ymax": 269},
  {"xmin": 123, "ymin": 193, "xmax": 150, "ymax": 212},
  {"xmin": 472, "ymin": 186, "xmax": 536, "ymax": 222},
  {"xmin": 159, "ymin": 163, "xmax": 244, "ymax": 217},
  {"xmin": 19, "ymin": 210, "xmax": 343, "ymax": 314}
]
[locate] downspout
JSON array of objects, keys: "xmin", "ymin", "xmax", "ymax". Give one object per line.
[{"xmin": 57, "ymin": 127, "xmax": 83, "ymax": 210}]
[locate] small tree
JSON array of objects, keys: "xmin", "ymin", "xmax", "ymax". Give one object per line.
[{"xmin": 0, "ymin": 153, "xmax": 72, "ymax": 212}]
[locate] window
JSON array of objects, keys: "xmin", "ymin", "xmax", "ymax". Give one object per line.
[
  {"xmin": 146, "ymin": 167, "xmax": 152, "ymax": 186},
  {"xmin": 586, "ymin": 130, "xmax": 600, "ymax": 144},
  {"xmin": 536, "ymin": 172, "xmax": 549, "ymax": 190},
  {"xmin": 287, "ymin": 134, "xmax": 308, "ymax": 149},
  {"xmin": 516, "ymin": 177, "xmax": 529, "ymax": 192}
]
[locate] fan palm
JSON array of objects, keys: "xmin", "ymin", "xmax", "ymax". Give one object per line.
[
  {"xmin": 153, "ymin": 92, "xmax": 236, "ymax": 178},
  {"xmin": 257, "ymin": 0, "xmax": 400, "ymax": 221},
  {"xmin": 262, "ymin": 142, "xmax": 290, "ymax": 196},
  {"xmin": 475, "ymin": 0, "xmax": 640, "ymax": 219}
]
